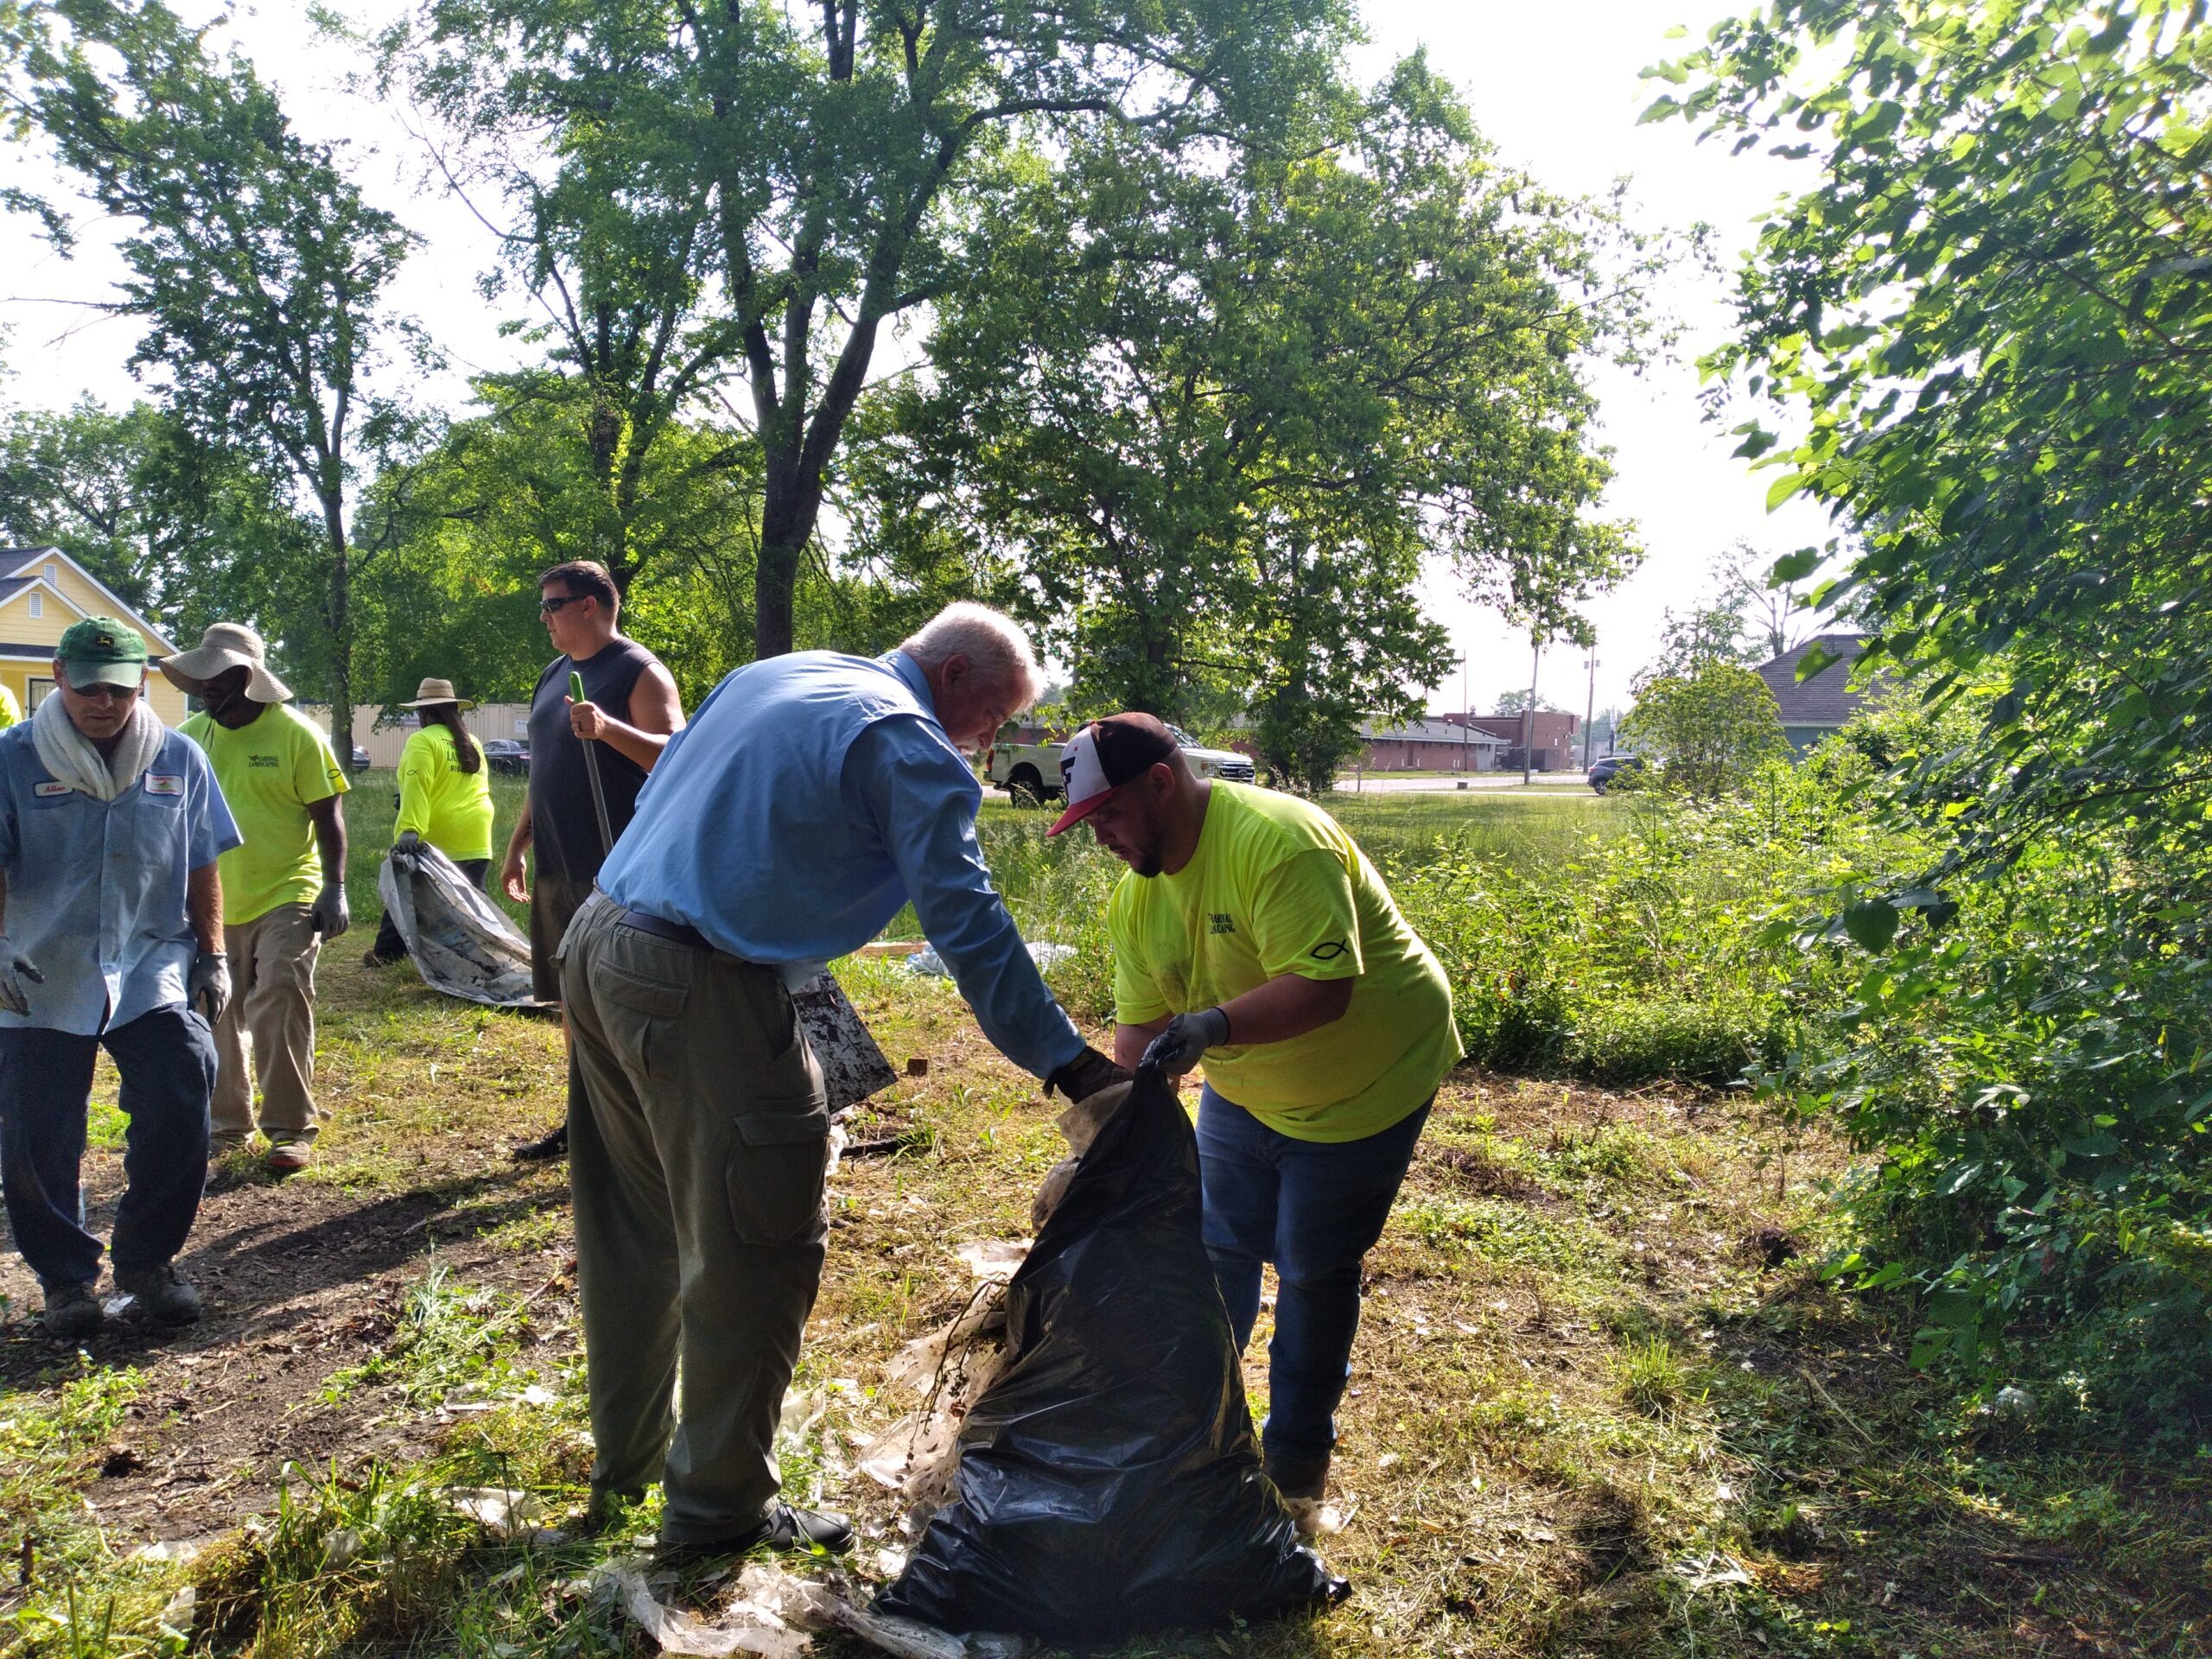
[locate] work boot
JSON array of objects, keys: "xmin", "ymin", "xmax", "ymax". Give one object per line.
[
  {"xmin": 115, "ymin": 1264, "xmax": 204, "ymax": 1326},
  {"xmin": 42, "ymin": 1283, "xmax": 104, "ymax": 1341},
  {"xmin": 652, "ymin": 1503, "xmax": 855, "ymax": 1567},
  {"xmin": 265, "ymin": 1140, "xmax": 314, "ymax": 1174},
  {"xmin": 512, "ymin": 1122, "xmax": 569, "ymax": 1163},
  {"xmin": 1266, "ymin": 1448, "xmax": 1341, "ymax": 1539}
]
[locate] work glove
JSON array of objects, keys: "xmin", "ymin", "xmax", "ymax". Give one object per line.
[
  {"xmin": 394, "ymin": 830, "xmax": 422, "ymax": 854},
  {"xmin": 311, "ymin": 880, "xmax": 351, "ymax": 938},
  {"xmin": 0, "ymin": 935, "xmax": 45, "ymax": 1016},
  {"xmin": 188, "ymin": 950, "xmax": 231, "ymax": 1026},
  {"xmin": 1046, "ymin": 1044, "xmax": 1129, "ymax": 1104},
  {"xmin": 1142, "ymin": 1007, "xmax": 1231, "ymax": 1076}
]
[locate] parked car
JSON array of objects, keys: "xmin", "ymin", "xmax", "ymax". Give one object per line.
[
  {"xmin": 482, "ymin": 738, "xmax": 531, "ymax": 777},
  {"xmin": 985, "ymin": 723, "xmax": 1255, "ymax": 802},
  {"xmin": 1587, "ymin": 753, "xmax": 1645, "ymax": 794},
  {"xmin": 350, "ymin": 744, "xmax": 372, "ymax": 771}
]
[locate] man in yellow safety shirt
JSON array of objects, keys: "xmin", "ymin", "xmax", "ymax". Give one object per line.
[{"xmin": 1050, "ymin": 712, "xmax": 1461, "ymax": 1535}]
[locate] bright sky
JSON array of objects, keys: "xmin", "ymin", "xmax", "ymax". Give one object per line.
[{"xmin": 0, "ymin": 0, "xmax": 1835, "ymax": 719}]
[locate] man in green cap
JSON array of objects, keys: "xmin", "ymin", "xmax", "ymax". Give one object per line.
[
  {"xmin": 0, "ymin": 618, "xmax": 239, "ymax": 1338},
  {"xmin": 166, "ymin": 624, "xmax": 350, "ymax": 1175}
]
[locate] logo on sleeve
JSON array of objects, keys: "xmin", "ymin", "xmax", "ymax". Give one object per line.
[
  {"xmin": 143, "ymin": 772, "xmax": 184, "ymax": 797},
  {"xmin": 1208, "ymin": 913, "xmax": 1236, "ymax": 935},
  {"xmin": 1308, "ymin": 940, "xmax": 1349, "ymax": 961}
]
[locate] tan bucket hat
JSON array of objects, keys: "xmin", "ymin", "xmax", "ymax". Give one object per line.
[
  {"xmin": 158, "ymin": 622, "xmax": 292, "ymax": 703},
  {"xmin": 399, "ymin": 677, "xmax": 477, "ymax": 712}
]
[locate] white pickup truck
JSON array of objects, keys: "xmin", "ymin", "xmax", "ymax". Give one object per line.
[{"xmin": 985, "ymin": 724, "xmax": 1255, "ymax": 801}]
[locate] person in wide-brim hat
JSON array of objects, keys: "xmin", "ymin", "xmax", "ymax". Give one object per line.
[
  {"xmin": 158, "ymin": 622, "xmax": 293, "ymax": 705},
  {"xmin": 365, "ymin": 677, "xmax": 496, "ymax": 969},
  {"xmin": 398, "ymin": 678, "xmax": 478, "ymax": 713}
]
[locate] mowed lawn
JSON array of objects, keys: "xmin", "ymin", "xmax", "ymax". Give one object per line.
[{"xmin": 6, "ymin": 786, "xmax": 2206, "ymax": 1659}]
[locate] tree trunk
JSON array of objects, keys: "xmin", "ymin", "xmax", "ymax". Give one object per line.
[{"xmin": 322, "ymin": 495, "xmax": 354, "ymax": 772}]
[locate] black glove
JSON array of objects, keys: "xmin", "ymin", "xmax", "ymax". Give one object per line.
[
  {"xmin": 1046, "ymin": 1044, "xmax": 1130, "ymax": 1103},
  {"xmin": 394, "ymin": 830, "xmax": 423, "ymax": 855},
  {"xmin": 188, "ymin": 950, "xmax": 232, "ymax": 1025},
  {"xmin": 1143, "ymin": 1007, "xmax": 1230, "ymax": 1076},
  {"xmin": 311, "ymin": 880, "xmax": 351, "ymax": 938}
]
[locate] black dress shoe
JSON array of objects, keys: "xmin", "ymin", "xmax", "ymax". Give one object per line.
[
  {"xmin": 652, "ymin": 1503, "xmax": 854, "ymax": 1567},
  {"xmin": 511, "ymin": 1122, "xmax": 569, "ymax": 1162}
]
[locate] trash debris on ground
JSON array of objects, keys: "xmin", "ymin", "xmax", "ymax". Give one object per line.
[
  {"xmin": 130, "ymin": 1537, "xmax": 211, "ymax": 1564},
  {"xmin": 156, "ymin": 1584, "xmax": 195, "ymax": 1638},
  {"xmin": 1669, "ymin": 1552, "xmax": 1753, "ymax": 1592},
  {"xmin": 601, "ymin": 1560, "xmax": 1027, "ymax": 1659},
  {"xmin": 861, "ymin": 1278, "xmax": 1016, "ymax": 1536},
  {"xmin": 877, "ymin": 1063, "xmax": 1344, "ymax": 1640},
  {"xmin": 906, "ymin": 941, "xmax": 1072, "ymax": 980},
  {"xmin": 379, "ymin": 842, "xmax": 542, "ymax": 1007},
  {"xmin": 445, "ymin": 1485, "xmax": 549, "ymax": 1536}
]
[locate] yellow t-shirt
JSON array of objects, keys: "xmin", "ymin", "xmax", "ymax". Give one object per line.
[
  {"xmin": 0, "ymin": 683, "xmax": 20, "ymax": 729},
  {"xmin": 1108, "ymin": 782, "xmax": 1462, "ymax": 1142},
  {"xmin": 396, "ymin": 723, "xmax": 495, "ymax": 862},
  {"xmin": 181, "ymin": 702, "xmax": 348, "ymax": 925}
]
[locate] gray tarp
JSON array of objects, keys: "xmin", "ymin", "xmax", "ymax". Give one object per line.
[{"xmin": 377, "ymin": 844, "xmax": 898, "ymax": 1113}]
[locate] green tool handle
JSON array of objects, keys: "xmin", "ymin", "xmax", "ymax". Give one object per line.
[{"xmin": 570, "ymin": 670, "xmax": 615, "ymax": 855}]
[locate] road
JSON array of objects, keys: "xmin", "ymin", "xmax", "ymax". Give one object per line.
[{"xmin": 1332, "ymin": 772, "xmax": 1599, "ymax": 794}]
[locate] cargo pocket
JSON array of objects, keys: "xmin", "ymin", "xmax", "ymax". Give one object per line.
[
  {"xmin": 727, "ymin": 1106, "xmax": 831, "ymax": 1246},
  {"xmin": 594, "ymin": 963, "xmax": 689, "ymax": 1082}
]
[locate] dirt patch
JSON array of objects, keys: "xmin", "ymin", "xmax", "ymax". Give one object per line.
[{"xmin": 0, "ymin": 1144, "xmax": 575, "ymax": 1549}]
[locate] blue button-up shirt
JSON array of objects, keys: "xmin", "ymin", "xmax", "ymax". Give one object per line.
[
  {"xmin": 600, "ymin": 651, "xmax": 1084, "ymax": 1079},
  {"xmin": 0, "ymin": 723, "xmax": 241, "ymax": 1036}
]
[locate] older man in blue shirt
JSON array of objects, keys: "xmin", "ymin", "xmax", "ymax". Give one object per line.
[
  {"xmin": 0, "ymin": 618, "xmax": 239, "ymax": 1340},
  {"xmin": 563, "ymin": 601, "xmax": 1125, "ymax": 1561}
]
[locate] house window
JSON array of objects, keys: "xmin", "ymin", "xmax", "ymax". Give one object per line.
[
  {"xmin": 27, "ymin": 677, "xmax": 54, "ymax": 709},
  {"xmin": 26, "ymin": 592, "xmax": 41, "ymax": 620},
  {"xmin": 43, "ymin": 563, "xmax": 57, "ymax": 584}
]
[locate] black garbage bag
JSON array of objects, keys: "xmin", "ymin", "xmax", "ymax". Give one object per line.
[{"xmin": 876, "ymin": 1062, "xmax": 1344, "ymax": 1640}]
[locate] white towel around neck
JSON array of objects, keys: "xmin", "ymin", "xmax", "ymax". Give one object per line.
[{"xmin": 31, "ymin": 687, "xmax": 164, "ymax": 802}]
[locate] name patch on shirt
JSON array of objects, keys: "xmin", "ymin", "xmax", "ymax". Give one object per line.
[
  {"xmin": 143, "ymin": 772, "xmax": 184, "ymax": 798},
  {"xmin": 33, "ymin": 780, "xmax": 73, "ymax": 798}
]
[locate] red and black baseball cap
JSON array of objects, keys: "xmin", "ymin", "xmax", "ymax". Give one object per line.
[{"xmin": 1048, "ymin": 713, "xmax": 1180, "ymax": 835}]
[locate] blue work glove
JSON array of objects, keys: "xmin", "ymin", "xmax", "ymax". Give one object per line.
[
  {"xmin": 1142, "ymin": 1007, "xmax": 1231, "ymax": 1076},
  {"xmin": 188, "ymin": 950, "xmax": 232, "ymax": 1025}
]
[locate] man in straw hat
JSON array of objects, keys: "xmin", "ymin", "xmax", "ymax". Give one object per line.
[
  {"xmin": 167, "ymin": 624, "xmax": 350, "ymax": 1175},
  {"xmin": 0, "ymin": 617, "xmax": 238, "ymax": 1338}
]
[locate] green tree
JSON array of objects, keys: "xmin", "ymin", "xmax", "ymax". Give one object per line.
[
  {"xmin": 1617, "ymin": 663, "xmax": 1784, "ymax": 800},
  {"xmin": 3, "ymin": 0, "xmax": 420, "ymax": 764},
  {"xmin": 1656, "ymin": 1, "xmax": 2212, "ymax": 1377},
  {"xmin": 883, "ymin": 59, "xmax": 1643, "ymax": 781},
  {"xmin": 393, "ymin": 0, "xmax": 1354, "ymax": 662}
]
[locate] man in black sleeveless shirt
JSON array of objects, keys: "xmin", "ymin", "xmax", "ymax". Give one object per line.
[{"xmin": 503, "ymin": 560, "xmax": 684, "ymax": 1160}]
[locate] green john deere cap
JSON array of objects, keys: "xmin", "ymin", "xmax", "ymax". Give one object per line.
[{"xmin": 56, "ymin": 616, "xmax": 150, "ymax": 690}]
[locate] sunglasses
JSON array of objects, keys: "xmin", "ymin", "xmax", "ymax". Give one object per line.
[
  {"xmin": 539, "ymin": 594, "xmax": 590, "ymax": 614},
  {"xmin": 67, "ymin": 680, "xmax": 143, "ymax": 702}
]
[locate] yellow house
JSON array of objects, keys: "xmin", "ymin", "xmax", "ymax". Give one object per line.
[{"xmin": 0, "ymin": 545, "xmax": 189, "ymax": 725}]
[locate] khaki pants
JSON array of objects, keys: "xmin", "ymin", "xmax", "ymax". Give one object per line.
[
  {"xmin": 213, "ymin": 901, "xmax": 321, "ymax": 1142},
  {"xmin": 561, "ymin": 895, "xmax": 830, "ymax": 1544}
]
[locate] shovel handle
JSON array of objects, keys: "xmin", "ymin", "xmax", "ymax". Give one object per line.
[{"xmin": 569, "ymin": 671, "xmax": 615, "ymax": 855}]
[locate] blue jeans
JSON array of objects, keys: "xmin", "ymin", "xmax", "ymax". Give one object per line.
[
  {"xmin": 1196, "ymin": 1084, "xmax": 1430, "ymax": 1465},
  {"xmin": 0, "ymin": 1006, "xmax": 215, "ymax": 1294}
]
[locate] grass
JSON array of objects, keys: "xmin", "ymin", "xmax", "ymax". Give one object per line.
[{"xmin": 13, "ymin": 782, "xmax": 2208, "ymax": 1656}]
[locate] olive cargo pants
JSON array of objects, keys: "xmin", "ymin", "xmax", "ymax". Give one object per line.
[{"xmin": 561, "ymin": 894, "xmax": 830, "ymax": 1545}]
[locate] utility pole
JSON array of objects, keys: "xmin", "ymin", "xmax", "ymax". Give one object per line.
[
  {"xmin": 1583, "ymin": 651, "xmax": 1599, "ymax": 770},
  {"xmin": 1460, "ymin": 651, "xmax": 1470, "ymax": 774},
  {"xmin": 1522, "ymin": 637, "xmax": 1540, "ymax": 786}
]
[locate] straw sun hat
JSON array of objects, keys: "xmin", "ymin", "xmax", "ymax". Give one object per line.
[
  {"xmin": 159, "ymin": 622, "xmax": 292, "ymax": 703},
  {"xmin": 399, "ymin": 678, "xmax": 477, "ymax": 711}
]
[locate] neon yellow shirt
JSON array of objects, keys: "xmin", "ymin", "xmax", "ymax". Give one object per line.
[
  {"xmin": 0, "ymin": 683, "xmax": 20, "ymax": 729},
  {"xmin": 396, "ymin": 723, "xmax": 495, "ymax": 862},
  {"xmin": 181, "ymin": 702, "xmax": 348, "ymax": 925},
  {"xmin": 1108, "ymin": 782, "xmax": 1461, "ymax": 1142}
]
